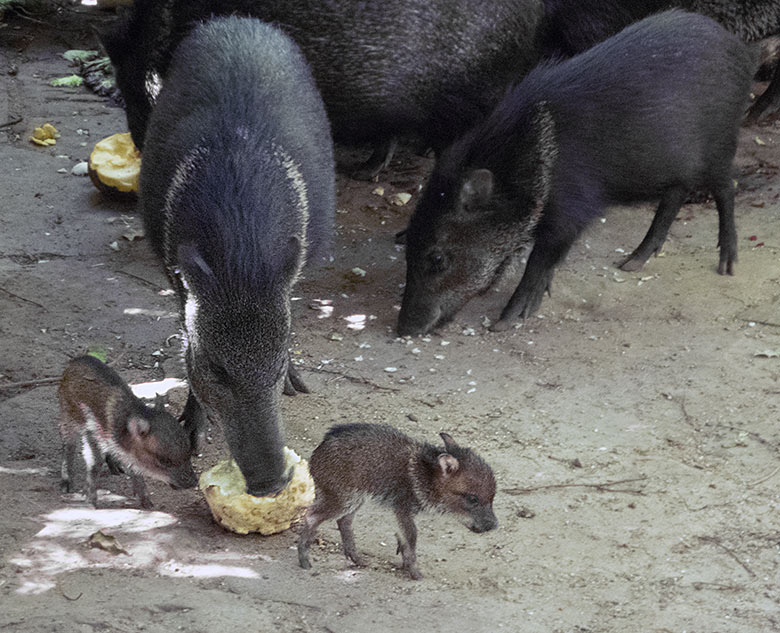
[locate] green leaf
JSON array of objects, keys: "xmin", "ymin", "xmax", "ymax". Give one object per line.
[
  {"xmin": 62, "ymin": 50, "xmax": 98, "ymax": 64},
  {"xmin": 51, "ymin": 75, "xmax": 84, "ymax": 87},
  {"xmin": 86, "ymin": 347, "xmax": 108, "ymax": 364}
]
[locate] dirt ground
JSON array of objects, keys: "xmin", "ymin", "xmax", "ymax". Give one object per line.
[{"xmin": 2, "ymin": 7, "xmax": 780, "ymax": 633}]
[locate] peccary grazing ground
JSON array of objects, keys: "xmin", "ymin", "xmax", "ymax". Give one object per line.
[
  {"xmin": 398, "ymin": 10, "xmax": 757, "ymax": 336},
  {"xmin": 540, "ymin": 0, "xmax": 780, "ymax": 121},
  {"xmin": 297, "ymin": 424, "xmax": 497, "ymax": 580},
  {"xmin": 58, "ymin": 355, "xmax": 196, "ymax": 508},
  {"xmin": 139, "ymin": 17, "xmax": 334, "ymax": 496},
  {"xmin": 100, "ymin": 0, "xmax": 543, "ymax": 178}
]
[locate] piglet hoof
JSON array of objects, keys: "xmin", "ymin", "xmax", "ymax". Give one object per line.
[
  {"xmin": 298, "ymin": 550, "xmax": 312, "ymax": 570},
  {"xmin": 346, "ymin": 552, "xmax": 368, "ymax": 568},
  {"xmin": 405, "ymin": 566, "xmax": 423, "ymax": 581}
]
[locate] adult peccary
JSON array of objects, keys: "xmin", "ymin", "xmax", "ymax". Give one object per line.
[
  {"xmin": 398, "ymin": 10, "xmax": 757, "ymax": 336},
  {"xmin": 99, "ymin": 0, "xmax": 543, "ymax": 178},
  {"xmin": 58, "ymin": 355, "xmax": 197, "ymax": 508},
  {"xmin": 540, "ymin": 0, "xmax": 780, "ymax": 121},
  {"xmin": 139, "ymin": 17, "xmax": 334, "ymax": 496},
  {"xmin": 297, "ymin": 424, "xmax": 497, "ymax": 580}
]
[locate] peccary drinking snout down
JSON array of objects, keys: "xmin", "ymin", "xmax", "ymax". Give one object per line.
[
  {"xmin": 139, "ymin": 17, "xmax": 334, "ymax": 496},
  {"xmin": 58, "ymin": 355, "xmax": 197, "ymax": 508},
  {"xmin": 99, "ymin": 0, "xmax": 543, "ymax": 178},
  {"xmin": 397, "ymin": 10, "xmax": 758, "ymax": 336},
  {"xmin": 297, "ymin": 424, "xmax": 497, "ymax": 580}
]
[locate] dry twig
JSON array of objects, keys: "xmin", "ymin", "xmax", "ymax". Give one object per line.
[{"xmin": 504, "ymin": 476, "xmax": 648, "ymax": 496}]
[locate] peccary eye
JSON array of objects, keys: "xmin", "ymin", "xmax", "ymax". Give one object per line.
[{"xmin": 426, "ymin": 250, "xmax": 448, "ymax": 274}]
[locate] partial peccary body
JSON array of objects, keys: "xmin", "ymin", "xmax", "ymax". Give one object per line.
[
  {"xmin": 100, "ymin": 0, "xmax": 543, "ymax": 178},
  {"xmin": 297, "ymin": 424, "xmax": 497, "ymax": 580},
  {"xmin": 540, "ymin": 0, "xmax": 780, "ymax": 120},
  {"xmin": 397, "ymin": 10, "xmax": 757, "ymax": 336},
  {"xmin": 139, "ymin": 17, "xmax": 334, "ymax": 497},
  {"xmin": 58, "ymin": 355, "xmax": 196, "ymax": 508}
]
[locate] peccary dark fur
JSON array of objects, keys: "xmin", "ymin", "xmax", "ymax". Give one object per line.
[
  {"xmin": 100, "ymin": 0, "xmax": 543, "ymax": 178},
  {"xmin": 297, "ymin": 424, "xmax": 497, "ymax": 580},
  {"xmin": 398, "ymin": 10, "xmax": 757, "ymax": 336},
  {"xmin": 58, "ymin": 355, "xmax": 196, "ymax": 508},
  {"xmin": 139, "ymin": 17, "xmax": 334, "ymax": 496},
  {"xmin": 540, "ymin": 0, "xmax": 780, "ymax": 120}
]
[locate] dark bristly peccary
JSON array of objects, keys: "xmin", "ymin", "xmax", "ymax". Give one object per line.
[
  {"xmin": 58, "ymin": 355, "xmax": 197, "ymax": 508},
  {"xmin": 398, "ymin": 10, "xmax": 757, "ymax": 336},
  {"xmin": 540, "ymin": 0, "xmax": 780, "ymax": 121},
  {"xmin": 297, "ymin": 424, "xmax": 497, "ymax": 580},
  {"xmin": 99, "ymin": 0, "xmax": 543, "ymax": 179},
  {"xmin": 139, "ymin": 17, "xmax": 334, "ymax": 496}
]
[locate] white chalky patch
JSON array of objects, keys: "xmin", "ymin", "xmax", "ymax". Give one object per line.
[
  {"xmin": 272, "ymin": 143, "xmax": 309, "ymax": 277},
  {"xmin": 161, "ymin": 147, "xmax": 210, "ymax": 270},
  {"xmin": 180, "ymin": 273, "xmax": 200, "ymax": 351},
  {"xmin": 144, "ymin": 70, "xmax": 163, "ymax": 103},
  {"xmin": 81, "ymin": 435, "xmax": 95, "ymax": 470}
]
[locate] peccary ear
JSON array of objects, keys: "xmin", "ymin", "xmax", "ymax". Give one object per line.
[
  {"xmin": 128, "ymin": 416, "xmax": 151, "ymax": 438},
  {"xmin": 526, "ymin": 101, "xmax": 558, "ymax": 222},
  {"xmin": 458, "ymin": 169, "xmax": 494, "ymax": 213},
  {"xmin": 440, "ymin": 432, "xmax": 459, "ymax": 453},
  {"xmin": 438, "ymin": 453, "xmax": 460, "ymax": 477}
]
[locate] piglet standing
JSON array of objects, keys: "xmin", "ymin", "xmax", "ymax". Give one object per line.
[
  {"xmin": 297, "ymin": 424, "xmax": 497, "ymax": 580},
  {"xmin": 58, "ymin": 355, "xmax": 197, "ymax": 508}
]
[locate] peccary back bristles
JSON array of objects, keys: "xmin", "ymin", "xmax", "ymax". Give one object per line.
[
  {"xmin": 101, "ymin": 0, "xmax": 543, "ymax": 153},
  {"xmin": 141, "ymin": 17, "xmax": 334, "ymax": 287}
]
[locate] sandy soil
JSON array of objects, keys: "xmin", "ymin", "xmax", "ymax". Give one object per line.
[{"xmin": 1, "ymin": 8, "xmax": 779, "ymax": 633}]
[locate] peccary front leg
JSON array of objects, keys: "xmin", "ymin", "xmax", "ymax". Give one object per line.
[
  {"xmin": 337, "ymin": 510, "xmax": 367, "ymax": 567},
  {"xmin": 131, "ymin": 473, "xmax": 153, "ymax": 509},
  {"xmin": 350, "ymin": 138, "xmax": 398, "ymax": 181},
  {"xmin": 179, "ymin": 391, "xmax": 206, "ymax": 452},
  {"xmin": 619, "ymin": 185, "xmax": 687, "ymax": 272},
  {"xmin": 83, "ymin": 435, "xmax": 101, "ymax": 508},
  {"xmin": 745, "ymin": 64, "xmax": 780, "ymax": 124},
  {"xmin": 491, "ymin": 224, "xmax": 576, "ymax": 331},
  {"xmin": 59, "ymin": 437, "xmax": 77, "ymax": 493},
  {"xmin": 713, "ymin": 181, "xmax": 737, "ymax": 276},
  {"xmin": 394, "ymin": 509, "xmax": 421, "ymax": 580},
  {"xmin": 283, "ymin": 354, "xmax": 310, "ymax": 396}
]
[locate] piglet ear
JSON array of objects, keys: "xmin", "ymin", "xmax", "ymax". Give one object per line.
[
  {"xmin": 128, "ymin": 416, "xmax": 151, "ymax": 438},
  {"xmin": 437, "ymin": 453, "xmax": 460, "ymax": 477},
  {"xmin": 440, "ymin": 432, "xmax": 458, "ymax": 453}
]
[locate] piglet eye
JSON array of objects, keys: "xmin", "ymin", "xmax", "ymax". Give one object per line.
[{"xmin": 463, "ymin": 493, "xmax": 479, "ymax": 506}]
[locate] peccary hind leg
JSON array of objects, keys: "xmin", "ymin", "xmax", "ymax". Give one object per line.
[
  {"xmin": 350, "ymin": 138, "xmax": 398, "ymax": 181},
  {"xmin": 298, "ymin": 498, "xmax": 344, "ymax": 570},
  {"xmin": 619, "ymin": 185, "xmax": 688, "ymax": 272}
]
